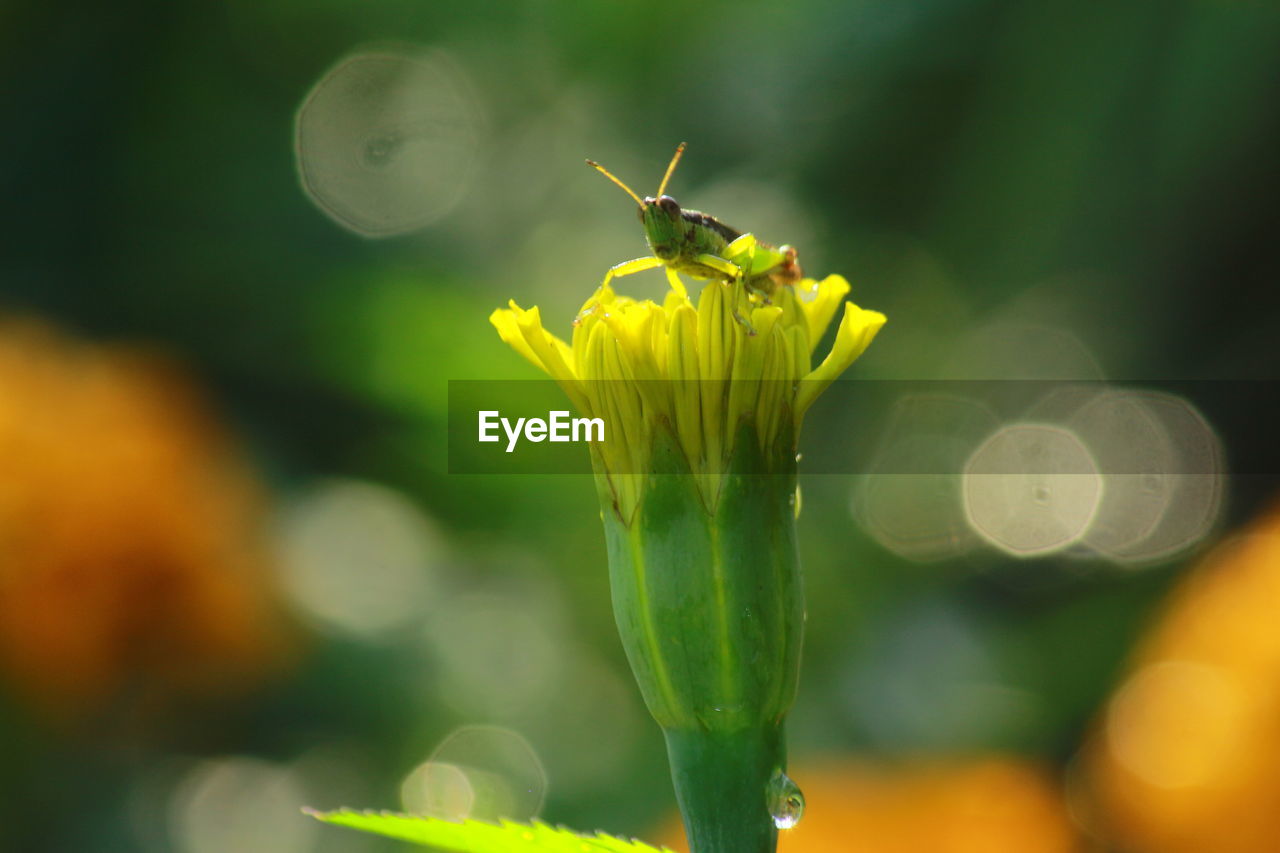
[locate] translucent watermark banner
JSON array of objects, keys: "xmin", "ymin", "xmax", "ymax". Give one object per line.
[{"xmin": 447, "ymin": 379, "xmax": 1270, "ymax": 476}]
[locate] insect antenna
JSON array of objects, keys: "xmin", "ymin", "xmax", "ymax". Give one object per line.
[
  {"xmin": 655, "ymin": 142, "xmax": 687, "ymax": 197},
  {"xmin": 586, "ymin": 159, "xmax": 645, "ymax": 208}
]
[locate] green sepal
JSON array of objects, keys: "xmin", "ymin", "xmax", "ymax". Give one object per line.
[
  {"xmin": 600, "ymin": 419, "xmax": 802, "ymax": 852},
  {"xmin": 601, "ymin": 420, "xmax": 801, "ymax": 731}
]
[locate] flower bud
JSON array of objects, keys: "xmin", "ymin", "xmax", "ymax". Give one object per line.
[{"xmin": 493, "ymin": 275, "xmax": 884, "ymax": 853}]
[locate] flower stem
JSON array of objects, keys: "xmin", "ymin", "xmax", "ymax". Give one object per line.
[{"xmin": 664, "ymin": 724, "xmax": 784, "ymax": 853}]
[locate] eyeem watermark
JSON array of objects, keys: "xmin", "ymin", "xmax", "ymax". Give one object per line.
[{"xmin": 478, "ymin": 410, "xmax": 605, "ymax": 453}]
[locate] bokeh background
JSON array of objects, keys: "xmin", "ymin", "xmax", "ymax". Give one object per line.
[{"xmin": 3, "ymin": 1, "xmax": 1280, "ymax": 851}]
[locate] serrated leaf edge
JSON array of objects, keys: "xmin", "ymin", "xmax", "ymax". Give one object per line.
[{"xmin": 304, "ymin": 807, "xmax": 675, "ymax": 853}]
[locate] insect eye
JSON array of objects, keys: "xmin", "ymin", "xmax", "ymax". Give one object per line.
[{"xmin": 657, "ymin": 195, "xmax": 681, "ymax": 216}]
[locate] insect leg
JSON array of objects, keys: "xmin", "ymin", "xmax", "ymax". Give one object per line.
[
  {"xmin": 691, "ymin": 253, "xmax": 743, "ymax": 280},
  {"xmin": 771, "ymin": 245, "xmax": 803, "ymax": 285},
  {"xmin": 575, "ymin": 256, "xmax": 667, "ymax": 325},
  {"xmin": 664, "ymin": 266, "xmax": 688, "ymax": 300},
  {"xmin": 723, "ymin": 233, "xmax": 759, "ymax": 261},
  {"xmin": 725, "ymin": 233, "xmax": 784, "ymax": 276},
  {"xmin": 600, "ymin": 256, "xmax": 665, "ymax": 291},
  {"xmin": 727, "ymin": 234, "xmax": 791, "ymax": 301},
  {"xmin": 692, "ymin": 251, "xmax": 759, "ymax": 335}
]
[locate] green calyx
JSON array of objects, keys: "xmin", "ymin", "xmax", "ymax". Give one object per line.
[{"xmin": 599, "ymin": 422, "xmax": 802, "ymax": 852}]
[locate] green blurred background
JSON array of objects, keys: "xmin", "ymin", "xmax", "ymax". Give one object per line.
[{"xmin": 2, "ymin": 1, "xmax": 1279, "ymax": 851}]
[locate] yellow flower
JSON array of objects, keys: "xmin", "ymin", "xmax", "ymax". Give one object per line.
[
  {"xmin": 494, "ymin": 272, "xmax": 884, "ymax": 853},
  {"xmin": 491, "ymin": 276, "xmax": 884, "ymax": 521}
]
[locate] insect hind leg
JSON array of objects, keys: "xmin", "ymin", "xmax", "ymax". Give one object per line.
[
  {"xmin": 771, "ymin": 245, "xmax": 803, "ymax": 286},
  {"xmin": 692, "ymin": 249, "xmax": 760, "ymax": 336},
  {"xmin": 728, "ymin": 234, "xmax": 796, "ymax": 303},
  {"xmin": 691, "ymin": 252, "xmax": 744, "ymax": 281}
]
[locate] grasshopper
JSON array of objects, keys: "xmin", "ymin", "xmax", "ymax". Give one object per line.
[{"xmin": 586, "ymin": 143, "xmax": 802, "ymax": 301}]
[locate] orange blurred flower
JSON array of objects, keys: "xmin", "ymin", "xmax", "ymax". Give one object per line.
[
  {"xmin": 0, "ymin": 319, "xmax": 288, "ymax": 720},
  {"xmin": 655, "ymin": 758, "xmax": 1082, "ymax": 853},
  {"xmin": 1081, "ymin": 503, "xmax": 1280, "ymax": 852}
]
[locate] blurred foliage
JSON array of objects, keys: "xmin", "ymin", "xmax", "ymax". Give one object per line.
[{"xmin": 1, "ymin": 0, "xmax": 1279, "ymax": 851}]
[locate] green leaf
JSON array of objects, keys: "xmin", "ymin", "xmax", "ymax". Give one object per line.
[{"xmin": 304, "ymin": 809, "xmax": 674, "ymax": 853}]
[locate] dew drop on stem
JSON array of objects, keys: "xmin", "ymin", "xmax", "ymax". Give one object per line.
[{"xmin": 766, "ymin": 768, "xmax": 804, "ymax": 830}]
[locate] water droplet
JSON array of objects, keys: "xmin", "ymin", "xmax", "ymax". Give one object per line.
[{"xmin": 766, "ymin": 768, "xmax": 804, "ymax": 830}]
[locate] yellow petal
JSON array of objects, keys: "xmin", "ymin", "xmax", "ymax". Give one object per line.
[
  {"xmin": 667, "ymin": 304, "xmax": 702, "ymax": 467},
  {"xmin": 795, "ymin": 302, "xmax": 886, "ymax": 418},
  {"xmin": 786, "ymin": 324, "xmax": 810, "ymax": 381},
  {"xmin": 801, "ymin": 275, "xmax": 852, "ymax": 355},
  {"xmin": 512, "ymin": 306, "xmax": 575, "ymax": 382},
  {"xmin": 490, "ymin": 304, "xmax": 547, "ymax": 373},
  {"xmin": 726, "ymin": 305, "xmax": 782, "ymax": 439},
  {"xmin": 508, "ymin": 303, "xmax": 591, "ymax": 414}
]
